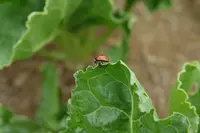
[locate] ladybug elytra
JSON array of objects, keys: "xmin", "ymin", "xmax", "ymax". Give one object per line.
[{"xmin": 94, "ymin": 54, "xmax": 110, "ymax": 65}]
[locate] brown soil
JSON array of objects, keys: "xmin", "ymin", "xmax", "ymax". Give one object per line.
[{"xmin": 1, "ymin": 0, "xmax": 200, "ymax": 118}]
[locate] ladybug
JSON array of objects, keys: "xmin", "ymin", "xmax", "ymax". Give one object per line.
[{"xmin": 94, "ymin": 54, "xmax": 110, "ymax": 65}]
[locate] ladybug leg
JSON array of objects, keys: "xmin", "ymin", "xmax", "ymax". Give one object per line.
[
  {"xmin": 97, "ymin": 61, "xmax": 101, "ymax": 66},
  {"xmin": 101, "ymin": 60, "xmax": 104, "ymax": 65},
  {"xmin": 94, "ymin": 60, "xmax": 97, "ymax": 64},
  {"xmin": 96, "ymin": 61, "xmax": 101, "ymax": 66}
]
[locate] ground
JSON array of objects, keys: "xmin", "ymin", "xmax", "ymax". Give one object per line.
[{"xmin": 0, "ymin": 0, "xmax": 200, "ymax": 118}]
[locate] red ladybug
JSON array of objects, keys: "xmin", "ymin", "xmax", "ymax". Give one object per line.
[{"xmin": 94, "ymin": 54, "xmax": 110, "ymax": 65}]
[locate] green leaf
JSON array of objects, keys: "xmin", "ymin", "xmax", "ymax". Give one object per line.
[
  {"xmin": 143, "ymin": 0, "xmax": 172, "ymax": 12},
  {"xmin": 0, "ymin": 0, "xmax": 83, "ymax": 69},
  {"xmin": 64, "ymin": 61, "xmax": 190, "ymax": 132},
  {"xmin": 0, "ymin": 106, "xmax": 48, "ymax": 133},
  {"xmin": 0, "ymin": 0, "xmax": 45, "ymax": 69},
  {"xmin": 66, "ymin": 61, "xmax": 153, "ymax": 132},
  {"xmin": 0, "ymin": 116, "xmax": 48, "ymax": 133},
  {"xmin": 0, "ymin": 105, "xmax": 12, "ymax": 125},
  {"xmin": 65, "ymin": 0, "xmax": 123, "ymax": 31},
  {"xmin": 13, "ymin": 0, "xmax": 74, "ymax": 61},
  {"xmin": 143, "ymin": 0, "xmax": 160, "ymax": 11},
  {"xmin": 35, "ymin": 62, "xmax": 60, "ymax": 131},
  {"xmin": 177, "ymin": 62, "xmax": 200, "ymax": 114},
  {"xmin": 125, "ymin": 0, "xmax": 137, "ymax": 11},
  {"xmin": 168, "ymin": 62, "xmax": 200, "ymax": 133},
  {"xmin": 134, "ymin": 109, "xmax": 189, "ymax": 133}
]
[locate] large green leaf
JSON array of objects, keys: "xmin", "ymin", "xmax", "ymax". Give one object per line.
[
  {"xmin": 0, "ymin": 0, "xmax": 69, "ymax": 68},
  {"xmin": 169, "ymin": 62, "xmax": 200, "ymax": 133},
  {"xmin": 0, "ymin": 0, "xmax": 85, "ymax": 69},
  {"xmin": 0, "ymin": 0, "xmax": 45, "ymax": 69},
  {"xmin": 35, "ymin": 62, "xmax": 61, "ymax": 131},
  {"xmin": 65, "ymin": 61, "xmax": 190, "ymax": 132},
  {"xmin": 12, "ymin": 0, "xmax": 77, "ymax": 61}
]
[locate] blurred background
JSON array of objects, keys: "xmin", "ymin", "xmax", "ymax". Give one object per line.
[{"xmin": 0, "ymin": 0, "xmax": 200, "ymax": 119}]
